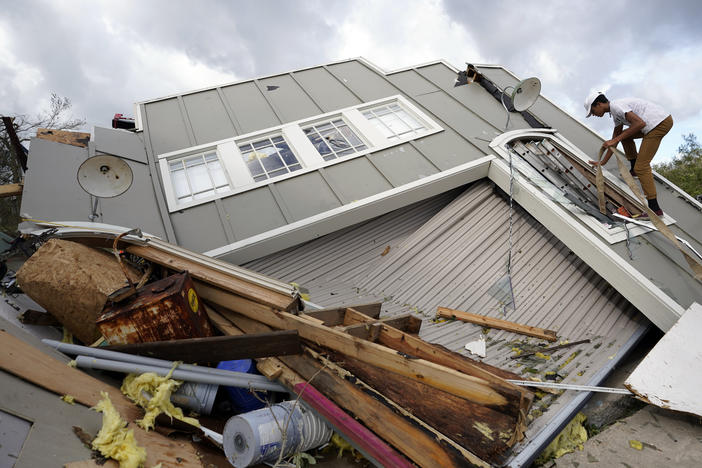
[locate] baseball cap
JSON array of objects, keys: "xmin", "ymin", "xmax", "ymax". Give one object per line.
[{"xmin": 584, "ymin": 91, "xmax": 604, "ymax": 117}]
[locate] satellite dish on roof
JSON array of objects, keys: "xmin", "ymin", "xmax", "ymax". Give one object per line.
[
  {"xmin": 77, "ymin": 155, "xmax": 133, "ymax": 198},
  {"xmin": 511, "ymin": 77, "xmax": 541, "ymax": 111}
]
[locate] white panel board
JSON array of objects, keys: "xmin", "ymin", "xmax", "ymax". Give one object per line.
[{"xmin": 625, "ymin": 302, "xmax": 702, "ymax": 416}]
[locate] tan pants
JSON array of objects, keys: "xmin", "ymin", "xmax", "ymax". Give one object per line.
[{"xmin": 621, "ymin": 115, "xmax": 673, "ymax": 199}]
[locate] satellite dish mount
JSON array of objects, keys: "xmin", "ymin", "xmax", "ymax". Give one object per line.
[{"xmin": 77, "ymin": 155, "xmax": 133, "ymax": 221}]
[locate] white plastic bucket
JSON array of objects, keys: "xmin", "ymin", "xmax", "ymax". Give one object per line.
[
  {"xmin": 171, "ymin": 382, "xmax": 218, "ymax": 415},
  {"xmin": 223, "ymin": 400, "xmax": 332, "ymax": 467}
]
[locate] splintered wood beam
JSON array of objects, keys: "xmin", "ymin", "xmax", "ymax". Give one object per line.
[
  {"xmin": 0, "ymin": 330, "xmax": 201, "ymax": 467},
  {"xmin": 437, "ymin": 307, "xmax": 558, "ymax": 342},
  {"xmin": 221, "ymin": 310, "xmax": 488, "ymax": 468},
  {"xmin": 126, "ymin": 244, "xmax": 298, "ymax": 311},
  {"xmin": 375, "ymin": 324, "xmax": 531, "ymax": 422},
  {"xmin": 0, "ymin": 183, "xmax": 23, "ymax": 198},
  {"xmin": 199, "ymin": 288, "xmax": 510, "ymax": 408},
  {"xmin": 327, "ymin": 351, "xmax": 522, "ymax": 463},
  {"xmin": 105, "ymin": 331, "xmax": 301, "ymax": 362},
  {"xmin": 36, "ymin": 128, "xmax": 91, "ymax": 147}
]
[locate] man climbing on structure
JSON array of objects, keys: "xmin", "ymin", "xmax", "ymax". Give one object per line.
[{"xmin": 584, "ymin": 91, "xmax": 673, "ymax": 216}]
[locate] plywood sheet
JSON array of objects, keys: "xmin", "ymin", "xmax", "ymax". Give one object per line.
[{"xmin": 625, "ymin": 302, "xmax": 702, "ymax": 416}]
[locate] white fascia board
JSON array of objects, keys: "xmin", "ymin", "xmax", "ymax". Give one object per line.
[
  {"xmin": 488, "ymin": 158, "xmax": 684, "ymax": 332},
  {"xmin": 204, "ymin": 156, "xmax": 494, "ymax": 264}
]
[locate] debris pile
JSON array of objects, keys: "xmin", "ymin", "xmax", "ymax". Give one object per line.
[{"xmin": 1, "ymin": 230, "xmax": 539, "ymax": 467}]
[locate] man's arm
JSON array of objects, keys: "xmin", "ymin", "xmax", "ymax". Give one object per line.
[
  {"xmin": 603, "ymin": 111, "xmax": 645, "ymax": 148},
  {"xmin": 589, "ymin": 125, "xmax": 623, "ymax": 166}
]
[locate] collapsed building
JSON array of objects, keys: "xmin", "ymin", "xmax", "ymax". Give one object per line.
[{"xmin": 2, "ymin": 58, "xmax": 701, "ymax": 467}]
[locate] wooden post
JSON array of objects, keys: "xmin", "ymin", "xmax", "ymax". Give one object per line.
[{"xmin": 437, "ymin": 307, "xmax": 558, "ymax": 342}]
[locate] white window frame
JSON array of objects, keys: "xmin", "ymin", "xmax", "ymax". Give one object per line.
[
  {"xmin": 489, "ymin": 129, "xmax": 676, "ymax": 244},
  {"xmin": 157, "ymin": 95, "xmax": 442, "ymax": 212}
]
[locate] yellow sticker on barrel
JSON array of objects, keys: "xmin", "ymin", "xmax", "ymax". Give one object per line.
[{"xmin": 188, "ymin": 288, "xmax": 199, "ymax": 313}]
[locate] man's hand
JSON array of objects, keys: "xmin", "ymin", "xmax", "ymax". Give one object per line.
[
  {"xmin": 588, "ymin": 160, "xmax": 602, "ymax": 166},
  {"xmin": 602, "ymin": 138, "xmax": 618, "ymax": 149}
]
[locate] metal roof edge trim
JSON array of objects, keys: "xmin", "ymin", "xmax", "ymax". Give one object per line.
[
  {"xmin": 487, "ymin": 158, "xmax": 684, "ymax": 331},
  {"xmin": 505, "ymin": 321, "xmax": 650, "ymax": 467},
  {"xmin": 204, "ymin": 155, "xmax": 495, "ymax": 264}
]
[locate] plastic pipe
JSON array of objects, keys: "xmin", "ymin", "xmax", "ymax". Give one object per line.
[
  {"xmin": 75, "ymin": 356, "xmax": 287, "ymax": 393},
  {"xmin": 42, "ymin": 339, "xmax": 282, "ymax": 389}
]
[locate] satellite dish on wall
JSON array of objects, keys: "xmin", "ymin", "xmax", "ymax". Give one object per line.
[
  {"xmin": 511, "ymin": 77, "xmax": 541, "ymax": 111},
  {"xmin": 77, "ymin": 155, "xmax": 133, "ymax": 198}
]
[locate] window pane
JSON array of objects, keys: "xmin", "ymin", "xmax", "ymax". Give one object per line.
[
  {"xmin": 316, "ymin": 122, "xmax": 333, "ymax": 132},
  {"xmin": 271, "ymin": 136, "xmax": 284, "ymax": 143},
  {"xmin": 238, "ymin": 143, "xmax": 252, "ymax": 153},
  {"xmin": 306, "ymin": 130, "xmax": 332, "ymax": 155},
  {"xmin": 331, "ymin": 119, "xmax": 344, "ymax": 126},
  {"xmin": 276, "ymin": 144, "xmax": 299, "ymax": 166},
  {"xmin": 288, "ymin": 164, "xmax": 302, "ymax": 172},
  {"xmin": 193, "ymin": 189, "xmax": 215, "ymax": 199},
  {"xmin": 373, "ymin": 106, "xmax": 392, "ymax": 116},
  {"xmin": 169, "ymin": 160, "xmax": 183, "ymax": 172},
  {"xmin": 260, "ymin": 153, "xmax": 285, "ymax": 173},
  {"xmin": 246, "ymin": 157, "xmax": 265, "ymax": 177},
  {"xmin": 253, "ymin": 174, "xmax": 267, "ymax": 182},
  {"xmin": 370, "ymin": 119, "xmax": 394, "ymax": 139},
  {"xmin": 396, "ymin": 109, "xmax": 424, "ymax": 130},
  {"xmin": 380, "ymin": 113, "xmax": 411, "ymax": 135},
  {"xmin": 252, "ymin": 139, "xmax": 272, "ymax": 150},
  {"xmin": 204, "ymin": 152, "xmax": 218, "ymax": 162},
  {"xmin": 206, "ymin": 159, "xmax": 228, "ymax": 187},
  {"xmin": 338, "ymin": 124, "xmax": 363, "ymax": 146},
  {"xmin": 184, "ymin": 155, "xmax": 204, "ymax": 168},
  {"xmin": 338, "ymin": 148, "xmax": 355, "ymax": 156},
  {"xmin": 187, "ymin": 162, "xmax": 212, "ymax": 194},
  {"xmin": 171, "ymin": 168, "xmax": 189, "ymax": 199}
]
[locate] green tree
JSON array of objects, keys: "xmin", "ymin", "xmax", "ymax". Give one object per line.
[
  {"xmin": 653, "ymin": 133, "xmax": 702, "ymax": 199},
  {"xmin": 1, "ymin": 94, "xmax": 85, "ymax": 235}
]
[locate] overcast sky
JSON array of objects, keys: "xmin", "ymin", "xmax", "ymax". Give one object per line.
[{"xmin": 2, "ymin": 0, "xmax": 701, "ymax": 163}]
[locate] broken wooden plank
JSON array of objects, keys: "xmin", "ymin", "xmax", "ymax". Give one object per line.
[
  {"xmin": 437, "ymin": 307, "xmax": 558, "ymax": 342},
  {"xmin": 0, "ymin": 329, "xmax": 202, "ymax": 467},
  {"xmin": 0, "ymin": 183, "xmax": 23, "ymax": 198},
  {"xmin": 36, "ymin": 128, "xmax": 91, "ymax": 147},
  {"xmin": 105, "ymin": 331, "xmax": 301, "ymax": 363},
  {"xmin": 197, "ymin": 286, "xmax": 511, "ymax": 409},
  {"xmin": 221, "ymin": 308, "xmax": 489, "ymax": 468},
  {"xmin": 328, "ymin": 350, "xmax": 522, "ymax": 464},
  {"xmin": 126, "ymin": 243, "xmax": 298, "ymax": 311}
]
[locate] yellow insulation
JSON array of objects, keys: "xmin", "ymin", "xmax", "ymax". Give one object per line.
[{"xmin": 91, "ymin": 391, "xmax": 147, "ymax": 468}]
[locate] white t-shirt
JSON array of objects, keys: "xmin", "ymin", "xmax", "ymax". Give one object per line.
[{"xmin": 609, "ymin": 98, "xmax": 669, "ymax": 134}]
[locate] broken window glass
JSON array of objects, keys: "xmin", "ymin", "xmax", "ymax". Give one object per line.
[
  {"xmin": 238, "ymin": 135, "xmax": 302, "ymax": 182},
  {"xmin": 303, "ymin": 118, "xmax": 366, "ymax": 161}
]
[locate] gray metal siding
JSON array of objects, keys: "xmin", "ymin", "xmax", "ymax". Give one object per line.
[
  {"xmin": 93, "ymin": 127, "xmax": 148, "ymax": 164},
  {"xmin": 143, "ymin": 98, "xmax": 192, "ymax": 155},
  {"xmin": 326, "ymin": 61, "xmax": 399, "ymax": 101},
  {"xmin": 20, "ymin": 138, "xmax": 167, "ymax": 239},
  {"xmin": 170, "ymin": 202, "xmax": 229, "ymax": 253},
  {"xmin": 292, "ymin": 68, "xmax": 362, "ymax": 112},
  {"xmin": 220, "ymin": 81, "xmax": 281, "ymax": 133},
  {"xmin": 273, "ymin": 172, "xmax": 343, "ymax": 221},
  {"xmin": 415, "ymin": 63, "xmax": 533, "ymax": 131},
  {"xmin": 182, "ymin": 89, "xmax": 237, "ymax": 144},
  {"xmin": 366, "ymin": 143, "xmax": 439, "ymax": 186},
  {"xmin": 322, "ymin": 157, "xmax": 394, "ymax": 202},
  {"xmin": 220, "ymin": 187, "xmax": 288, "ymax": 240},
  {"xmin": 258, "ymin": 74, "xmax": 323, "ymax": 122}
]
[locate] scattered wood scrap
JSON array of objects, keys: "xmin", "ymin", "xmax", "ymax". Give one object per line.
[
  {"xmin": 36, "ymin": 128, "xmax": 91, "ymax": 147},
  {"xmin": 0, "ymin": 183, "xmax": 23, "ymax": 198},
  {"xmin": 0, "ymin": 329, "xmax": 202, "ymax": 467},
  {"xmin": 105, "ymin": 330, "xmax": 302, "ymax": 362},
  {"xmin": 437, "ymin": 306, "xmax": 558, "ymax": 342}
]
